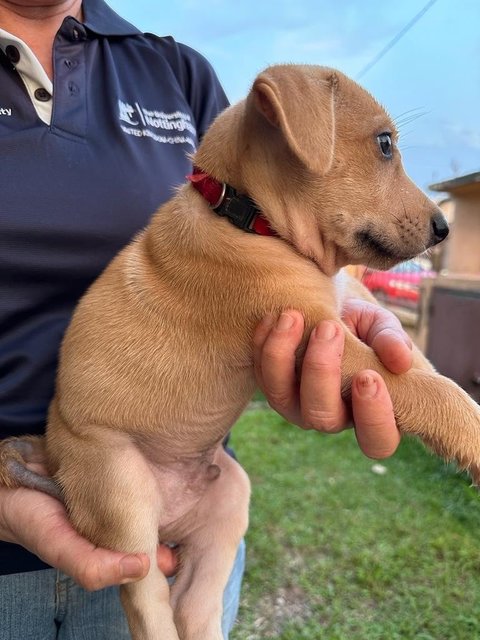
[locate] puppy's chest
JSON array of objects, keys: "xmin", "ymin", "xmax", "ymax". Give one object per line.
[{"xmin": 332, "ymin": 270, "xmax": 350, "ymax": 312}]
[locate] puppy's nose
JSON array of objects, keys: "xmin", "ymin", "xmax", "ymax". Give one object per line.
[{"xmin": 431, "ymin": 212, "xmax": 449, "ymax": 244}]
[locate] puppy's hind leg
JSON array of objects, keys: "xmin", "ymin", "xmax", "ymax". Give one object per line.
[
  {"xmin": 49, "ymin": 424, "xmax": 180, "ymax": 640},
  {"xmin": 170, "ymin": 450, "xmax": 250, "ymax": 640}
]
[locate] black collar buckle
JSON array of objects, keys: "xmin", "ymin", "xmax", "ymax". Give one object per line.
[{"xmin": 213, "ymin": 184, "xmax": 261, "ymax": 233}]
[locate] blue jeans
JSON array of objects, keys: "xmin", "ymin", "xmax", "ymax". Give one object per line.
[{"xmin": 0, "ymin": 540, "xmax": 245, "ymax": 639}]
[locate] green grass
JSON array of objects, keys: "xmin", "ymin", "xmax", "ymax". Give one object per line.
[{"xmin": 229, "ymin": 407, "xmax": 480, "ymax": 640}]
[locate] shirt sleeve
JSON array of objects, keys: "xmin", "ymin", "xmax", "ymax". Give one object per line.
[
  {"xmin": 177, "ymin": 43, "xmax": 230, "ymax": 140},
  {"xmin": 150, "ymin": 36, "xmax": 230, "ymax": 141}
]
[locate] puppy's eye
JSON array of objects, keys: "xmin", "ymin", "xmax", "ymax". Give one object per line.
[{"xmin": 377, "ymin": 132, "xmax": 393, "ymax": 159}]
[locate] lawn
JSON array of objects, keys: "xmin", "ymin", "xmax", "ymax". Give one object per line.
[{"xmin": 229, "ymin": 406, "xmax": 480, "ymax": 640}]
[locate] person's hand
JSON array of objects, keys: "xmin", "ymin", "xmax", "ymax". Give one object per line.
[
  {"xmin": 253, "ymin": 300, "xmax": 413, "ymax": 459},
  {"xmin": 0, "ymin": 484, "xmax": 177, "ymax": 590}
]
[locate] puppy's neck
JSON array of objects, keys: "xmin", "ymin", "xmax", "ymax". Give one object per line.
[
  {"xmin": 282, "ymin": 206, "xmax": 348, "ymax": 277},
  {"xmin": 193, "ymin": 102, "xmax": 347, "ymax": 277},
  {"xmin": 193, "ymin": 105, "xmax": 245, "ymax": 187}
]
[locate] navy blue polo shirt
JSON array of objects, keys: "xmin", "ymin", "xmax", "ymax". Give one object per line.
[{"xmin": 0, "ymin": 0, "xmax": 229, "ymax": 575}]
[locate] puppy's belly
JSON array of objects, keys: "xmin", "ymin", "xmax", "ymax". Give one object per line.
[{"xmin": 133, "ymin": 437, "xmax": 225, "ymax": 540}]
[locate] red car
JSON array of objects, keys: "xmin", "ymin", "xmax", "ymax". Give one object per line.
[{"xmin": 362, "ymin": 262, "xmax": 436, "ymax": 308}]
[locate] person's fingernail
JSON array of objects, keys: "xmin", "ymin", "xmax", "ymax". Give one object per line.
[
  {"xmin": 314, "ymin": 320, "xmax": 336, "ymax": 341},
  {"xmin": 120, "ymin": 555, "xmax": 144, "ymax": 580},
  {"xmin": 276, "ymin": 312, "xmax": 294, "ymax": 331},
  {"xmin": 356, "ymin": 373, "xmax": 378, "ymax": 399}
]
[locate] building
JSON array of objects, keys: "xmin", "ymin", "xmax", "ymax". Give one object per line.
[
  {"xmin": 430, "ymin": 171, "xmax": 480, "ymax": 274},
  {"xmin": 419, "ymin": 171, "xmax": 480, "ymax": 401}
]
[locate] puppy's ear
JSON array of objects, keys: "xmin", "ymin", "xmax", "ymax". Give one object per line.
[{"xmin": 252, "ymin": 66, "xmax": 337, "ymax": 175}]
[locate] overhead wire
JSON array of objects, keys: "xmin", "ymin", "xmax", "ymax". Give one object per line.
[{"xmin": 356, "ymin": 0, "xmax": 439, "ymax": 80}]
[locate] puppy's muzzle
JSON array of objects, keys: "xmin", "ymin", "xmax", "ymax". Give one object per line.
[{"xmin": 430, "ymin": 212, "xmax": 449, "ymax": 245}]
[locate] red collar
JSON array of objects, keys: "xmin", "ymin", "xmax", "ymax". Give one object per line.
[{"xmin": 187, "ymin": 167, "xmax": 276, "ymax": 236}]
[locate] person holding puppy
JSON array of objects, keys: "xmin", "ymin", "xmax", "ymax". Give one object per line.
[{"xmin": 0, "ymin": 0, "xmax": 411, "ymax": 637}]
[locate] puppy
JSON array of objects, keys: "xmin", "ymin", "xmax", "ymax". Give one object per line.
[{"xmin": 1, "ymin": 64, "xmax": 478, "ymax": 640}]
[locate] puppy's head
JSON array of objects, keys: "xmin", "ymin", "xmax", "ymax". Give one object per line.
[{"xmin": 238, "ymin": 65, "xmax": 448, "ymax": 274}]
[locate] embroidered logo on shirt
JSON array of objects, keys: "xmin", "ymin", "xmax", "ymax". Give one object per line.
[
  {"xmin": 118, "ymin": 101, "xmax": 138, "ymax": 125},
  {"xmin": 0, "ymin": 107, "xmax": 12, "ymax": 116},
  {"xmin": 118, "ymin": 100, "xmax": 196, "ymax": 148}
]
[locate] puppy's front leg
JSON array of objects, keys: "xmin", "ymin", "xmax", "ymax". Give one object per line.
[
  {"xmin": 332, "ymin": 271, "xmax": 480, "ymax": 478},
  {"xmin": 340, "ymin": 329, "xmax": 480, "ymax": 482}
]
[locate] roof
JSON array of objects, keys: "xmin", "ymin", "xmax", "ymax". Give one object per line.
[{"xmin": 429, "ymin": 171, "xmax": 480, "ymax": 193}]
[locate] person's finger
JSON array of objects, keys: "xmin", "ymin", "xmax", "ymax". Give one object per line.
[
  {"xmin": 253, "ymin": 311, "xmax": 304, "ymax": 424},
  {"xmin": 343, "ymin": 300, "xmax": 412, "ymax": 374},
  {"xmin": 366, "ymin": 314, "xmax": 413, "ymax": 375},
  {"xmin": 299, "ymin": 321, "xmax": 350, "ymax": 431},
  {"xmin": 352, "ymin": 370, "xmax": 401, "ymax": 458},
  {"xmin": 2, "ymin": 488, "xmax": 149, "ymax": 591}
]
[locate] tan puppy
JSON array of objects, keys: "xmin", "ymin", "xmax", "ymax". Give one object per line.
[{"xmin": 1, "ymin": 64, "xmax": 479, "ymax": 640}]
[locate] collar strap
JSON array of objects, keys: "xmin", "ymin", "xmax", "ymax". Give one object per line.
[{"xmin": 187, "ymin": 167, "xmax": 276, "ymax": 236}]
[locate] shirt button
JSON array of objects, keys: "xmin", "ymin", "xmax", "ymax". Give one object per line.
[
  {"xmin": 34, "ymin": 88, "xmax": 52, "ymax": 102},
  {"xmin": 71, "ymin": 25, "xmax": 87, "ymax": 41},
  {"xmin": 68, "ymin": 81, "xmax": 80, "ymax": 96},
  {"xmin": 5, "ymin": 45, "xmax": 20, "ymax": 64}
]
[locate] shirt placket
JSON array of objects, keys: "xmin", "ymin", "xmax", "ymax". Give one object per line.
[{"xmin": 51, "ymin": 17, "xmax": 88, "ymax": 139}]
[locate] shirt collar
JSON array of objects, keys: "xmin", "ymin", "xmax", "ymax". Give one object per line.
[{"xmin": 81, "ymin": 0, "xmax": 142, "ymax": 36}]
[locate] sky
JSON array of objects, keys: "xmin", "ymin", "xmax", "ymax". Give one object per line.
[{"xmin": 109, "ymin": 0, "xmax": 479, "ymax": 195}]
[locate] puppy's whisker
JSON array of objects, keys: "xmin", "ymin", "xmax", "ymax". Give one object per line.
[
  {"xmin": 391, "ymin": 212, "xmax": 403, "ymax": 225},
  {"xmin": 422, "ymin": 193, "xmax": 431, "ymax": 207},
  {"xmin": 397, "ymin": 129, "xmax": 415, "ymax": 138},
  {"xmin": 393, "ymin": 107, "xmax": 429, "ymax": 128},
  {"xmin": 360, "ymin": 258, "xmax": 377, "ymax": 287},
  {"xmin": 398, "ymin": 145, "xmax": 421, "ymax": 152},
  {"xmin": 393, "ymin": 106, "xmax": 425, "ymax": 120},
  {"xmin": 395, "ymin": 112, "xmax": 428, "ymax": 127}
]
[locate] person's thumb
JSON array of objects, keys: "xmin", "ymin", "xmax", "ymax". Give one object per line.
[
  {"xmin": 54, "ymin": 542, "xmax": 150, "ymax": 591},
  {"xmin": 3, "ymin": 488, "xmax": 150, "ymax": 590}
]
